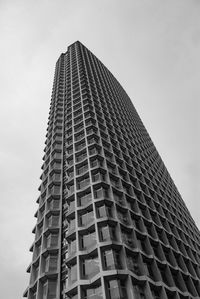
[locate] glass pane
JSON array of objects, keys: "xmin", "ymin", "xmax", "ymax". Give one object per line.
[
  {"xmin": 48, "ymin": 281, "xmax": 57, "ymax": 298},
  {"xmin": 49, "ymin": 256, "xmax": 57, "ymax": 271},
  {"xmin": 81, "ymin": 211, "xmax": 94, "ymax": 226},
  {"xmin": 104, "ymin": 250, "xmax": 115, "ymax": 270},
  {"xmin": 85, "ymin": 286, "xmax": 103, "ymax": 299},
  {"xmin": 82, "ymin": 232, "xmax": 96, "ymax": 249},
  {"xmin": 109, "ymin": 280, "xmax": 120, "ymax": 299},
  {"xmin": 80, "ymin": 192, "xmax": 92, "ymax": 206},
  {"xmin": 101, "ymin": 226, "xmax": 110, "ymax": 241},
  {"xmin": 69, "ymin": 239, "xmax": 76, "ymax": 254},
  {"xmin": 70, "ymin": 264, "xmax": 77, "ymax": 284},
  {"xmin": 69, "ymin": 218, "xmax": 76, "ymax": 231},
  {"xmin": 69, "ymin": 200, "xmax": 75, "ymax": 212},
  {"xmin": 99, "ymin": 206, "xmax": 106, "ymax": 217},
  {"xmin": 127, "ymin": 256, "xmax": 140, "ymax": 275},
  {"xmin": 83, "ymin": 257, "xmax": 99, "ymax": 278}
]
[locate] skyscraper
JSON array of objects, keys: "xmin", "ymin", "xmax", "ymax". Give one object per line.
[{"xmin": 24, "ymin": 41, "xmax": 200, "ymax": 299}]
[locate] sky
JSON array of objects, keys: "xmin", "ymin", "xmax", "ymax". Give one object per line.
[{"xmin": 0, "ymin": 0, "xmax": 199, "ymax": 298}]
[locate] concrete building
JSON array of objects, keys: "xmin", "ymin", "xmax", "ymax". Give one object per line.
[{"xmin": 24, "ymin": 41, "xmax": 200, "ymax": 299}]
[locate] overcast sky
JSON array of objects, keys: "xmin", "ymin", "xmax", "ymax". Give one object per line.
[{"xmin": 0, "ymin": 0, "xmax": 199, "ymax": 298}]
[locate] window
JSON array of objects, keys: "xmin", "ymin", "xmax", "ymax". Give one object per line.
[
  {"xmin": 89, "ymin": 146, "xmax": 99, "ymax": 156},
  {"xmin": 67, "ymin": 169, "xmax": 74, "ymax": 178},
  {"xmin": 69, "ymin": 218, "xmax": 76, "ymax": 232},
  {"xmin": 77, "ymin": 177, "xmax": 90, "ymax": 190},
  {"xmin": 49, "ymin": 185, "xmax": 60, "ymax": 196},
  {"xmin": 113, "ymin": 191, "xmax": 124, "ymax": 205},
  {"xmin": 159, "ymin": 265, "xmax": 170, "ymax": 286},
  {"xmin": 87, "ymin": 127, "xmax": 96, "ymax": 135},
  {"xmin": 75, "ymin": 141, "xmax": 86, "ymax": 152},
  {"xmin": 83, "ymin": 286, "xmax": 103, "ymax": 299},
  {"xmin": 151, "ymin": 288, "xmax": 160, "ymax": 299},
  {"xmin": 100, "ymin": 225, "xmax": 116, "ymax": 242},
  {"xmin": 42, "ymin": 283, "xmax": 47, "ymax": 299},
  {"xmin": 81, "ymin": 256, "xmax": 100, "ymax": 279},
  {"xmin": 67, "ymin": 158, "xmax": 73, "ymax": 166},
  {"xmin": 69, "ymin": 239, "xmax": 76, "ymax": 255},
  {"xmin": 85, "ymin": 119, "xmax": 95, "ymax": 127},
  {"xmin": 117, "ymin": 210, "xmax": 129, "ymax": 225},
  {"xmin": 133, "ymin": 285, "xmax": 145, "ymax": 299},
  {"xmin": 103, "ymin": 249, "xmax": 121, "ymax": 270},
  {"xmin": 50, "ymin": 172, "xmax": 61, "ymax": 182},
  {"xmin": 74, "ymin": 102, "xmax": 81, "ymax": 111},
  {"xmin": 47, "ymin": 234, "xmax": 58, "ymax": 248},
  {"xmin": 110, "ymin": 177, "xmax": 120, "ymax": 189},
  {"xmin": 76, "ymin": 151, "xmax": 87, "ymax": 162},
  {"xmin": 108, "ymin": 279, "xmax": 127, "ymax": 299},
  {"xmin": 105, "ymin": 150, "xmax": 113, "ymax": 162},
  {"xmin": 73, "ymin": 108, "xmax": 82, "ymax": 118},
  {"xmin": 81, "ymin": 231, "xmax": 96, "ymax": 250},
  {"xmin": 48, "ymin": 215, "xmax": 59, "ymax": 227},
  {"xmin": 98, "ymin": 205, "xmax": 112, "ymax": 218},
  {"xmin": 127, "ymin": 255, "xmax": 140, "ymax": 275},
  {"xmin": 92, "ymin": 171, "xmax": 105, "ymax": 182},
  {"xmin": 47, "ymin": 281, "xmax": 57, "ymax": 298},
  {"xmin": 80, "ymin": 210, "xmax": 94, "ymax": 226},
  {"xmin": 74, "ymin": 122, "xmax": 83, "ymax": 131},
  {"xmin": 121, "ymin": 230, "xmax": 133, "ymax": 247},
  {"xmin": 122, "ymin": 183, "xmax": 131, "ymax": 195},
  {"xmin": 33, "ymin": 264, "xmax": 39, "ymax": 281},
  {"xmin": 69, "ymin": 264, "xmax": 77, "ymax": 285},
  {"xmin": 66, "ymin": 137, "xmax": 73, "ymax": 145},
  {"xmin": 68, "ymin": 200, "xmax": 75, "ymax": 213},
  {"xmin": 75, "ymin": 131, "xmax": 85, "ymax": 141},
  {"xmin": 88, "ymin": 136, "xmax": 98, "ymax": 145},
  {"xmin": 45, "ymin": 255, "xmax": 57, "ymax": 272},
  {"xmin": 68, "ymin": 184, "xmax": 74, "ymax": 194},
  {"xmin": 78, "ymin": 191, "xmax": 92, "ymax": 206},
  {"xmin": 32, "ymin": 291, "xmax": 37, "ymax": 299},
  {"xmin": 90, "ymin": 158, "xmax": 103, "ymax": 168},
  {"xmin": 76, "ymin": 163, "xmax": 88, "ymax": 175},
  {"xmin": 74, "ymin": 116, "xmax": 83, "ymax": 125},
  {"xmin": 94, "ymin": 186, "xmax": 108, "ymax": 199}
]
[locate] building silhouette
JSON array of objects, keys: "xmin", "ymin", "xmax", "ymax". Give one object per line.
[{"xmin": 24, "ymin": 41, "xmax": 200, "ymax": 299}]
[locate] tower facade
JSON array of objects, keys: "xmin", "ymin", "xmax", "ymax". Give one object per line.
[{"xmin": 24, "ymin": 41, "xmax": 200, "ymax": 299}]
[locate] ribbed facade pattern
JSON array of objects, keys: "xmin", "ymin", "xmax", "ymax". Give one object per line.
[{"xmin": 24, "ymin": 41, "xmax": 200, "ymax": 299}]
